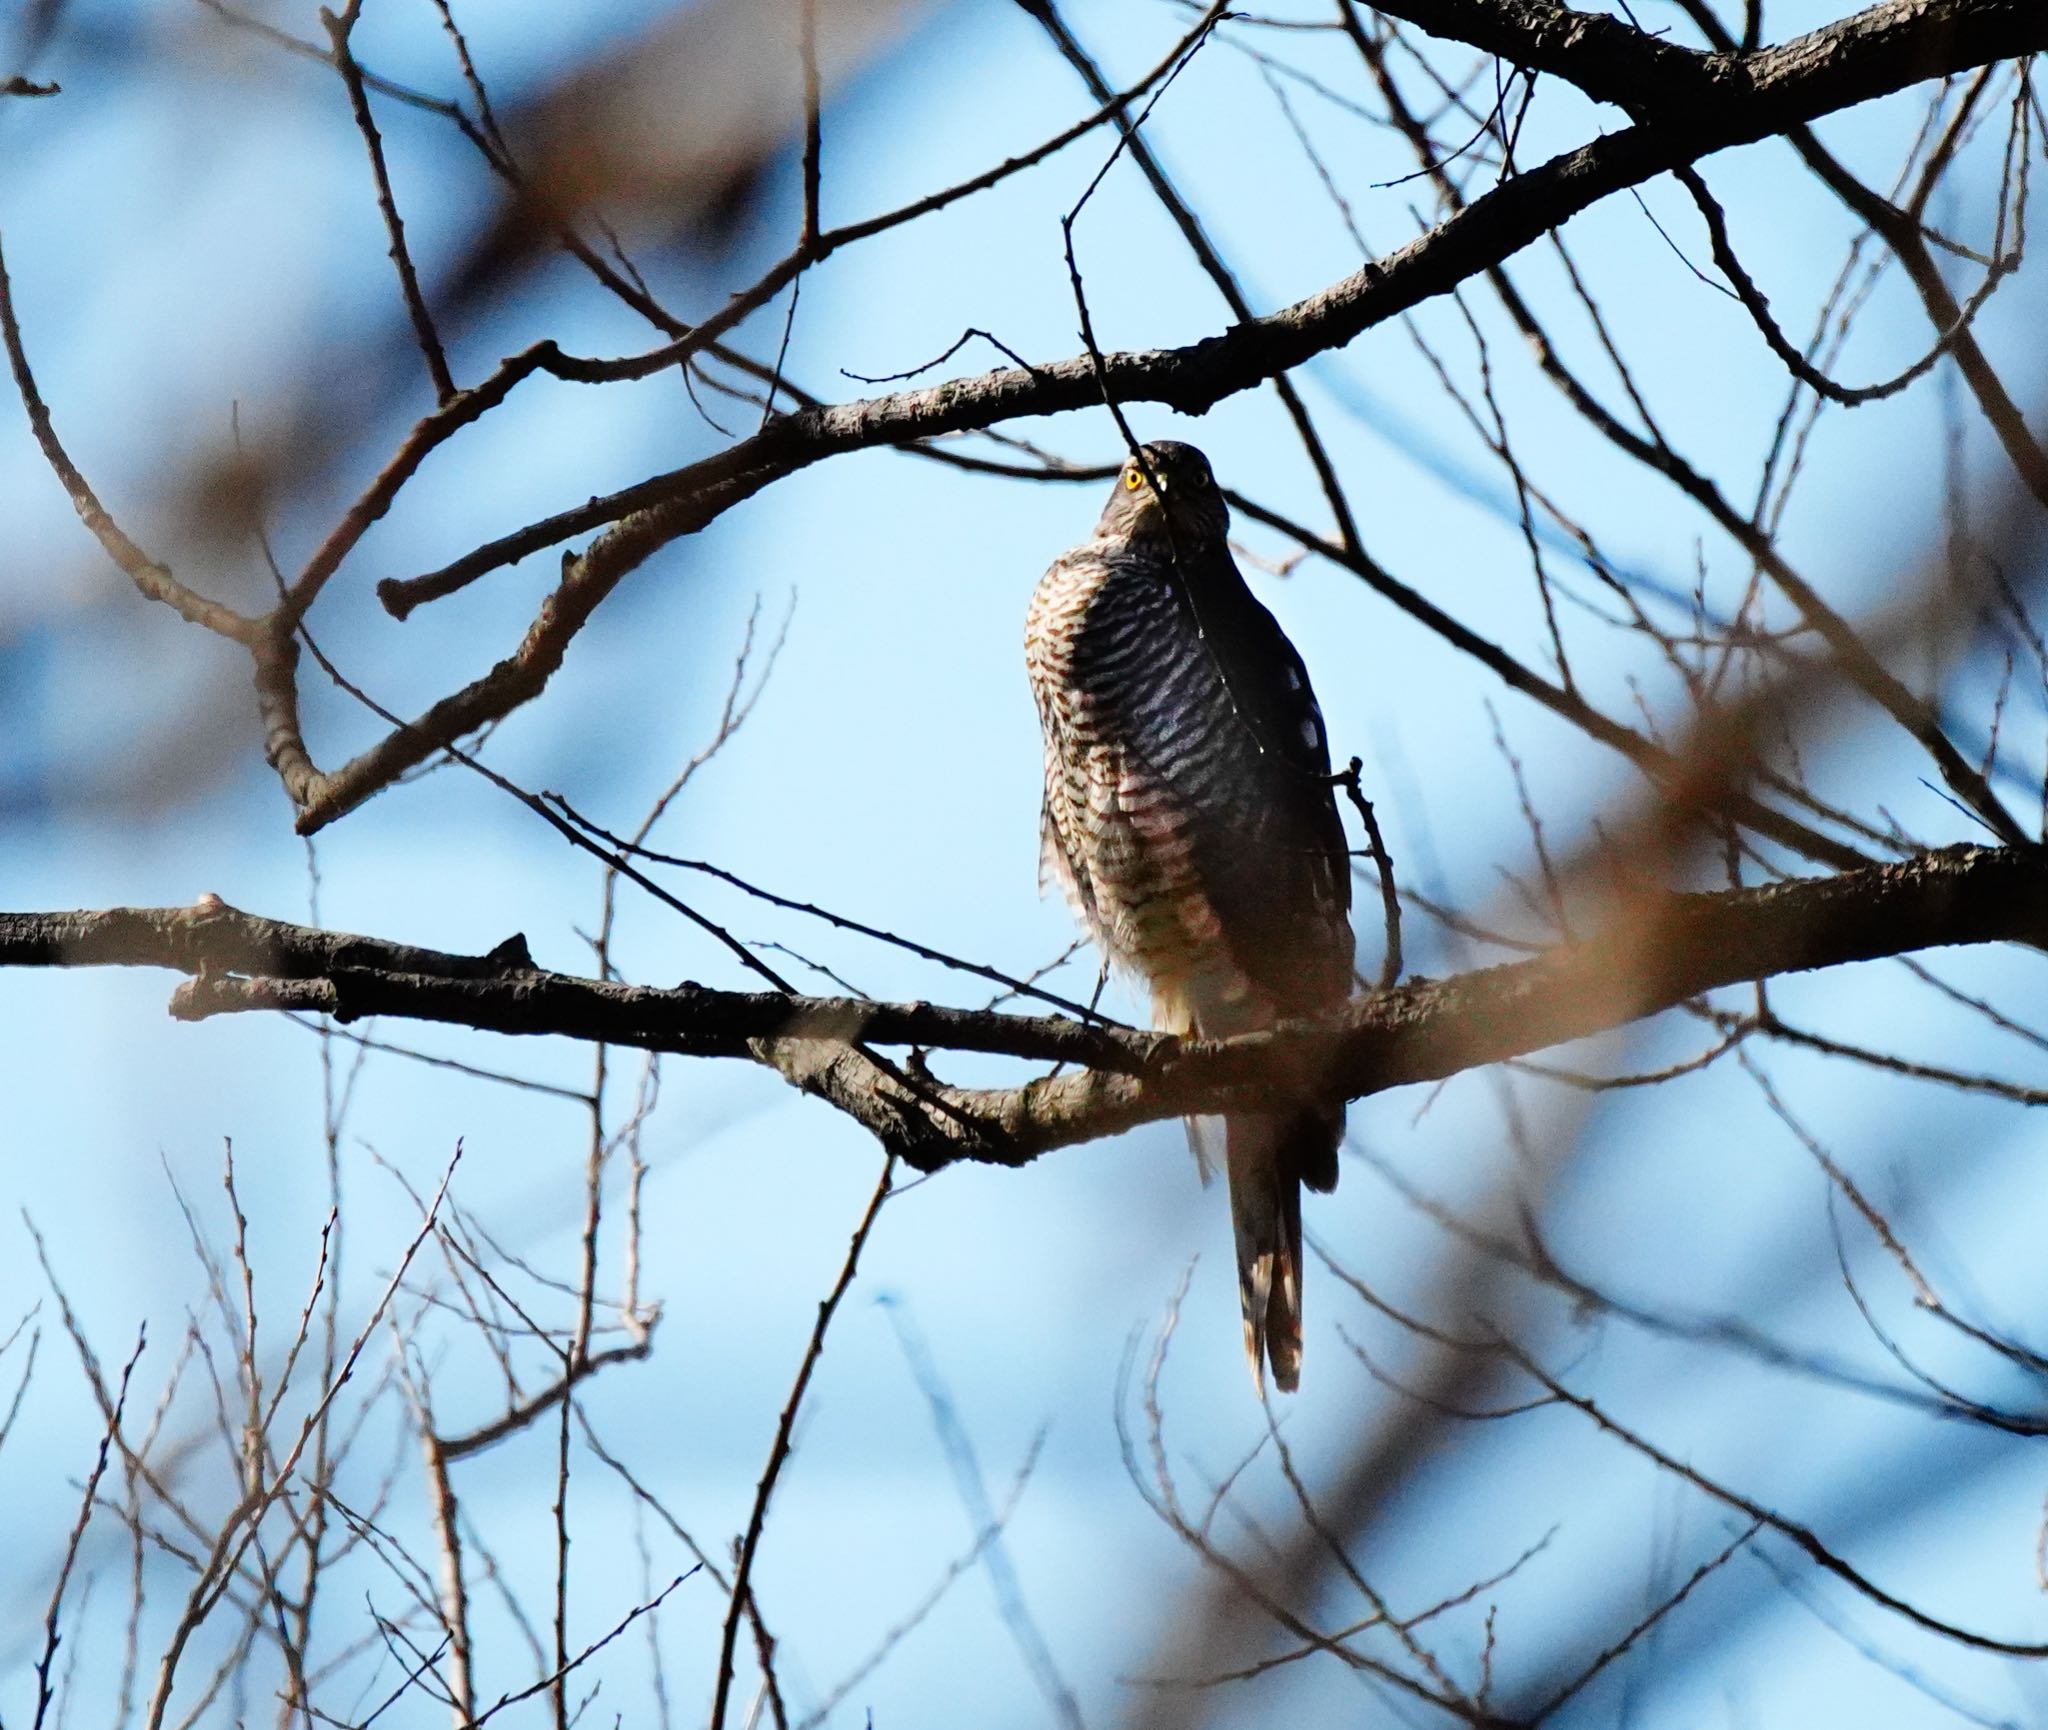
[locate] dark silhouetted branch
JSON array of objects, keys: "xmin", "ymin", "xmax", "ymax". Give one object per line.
[{"xmin": 4, "ymin": 844, "xmax": 2044, "ymax": 1168}]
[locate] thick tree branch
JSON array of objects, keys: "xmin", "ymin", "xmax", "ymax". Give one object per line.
[
  {"xmin": 5, "ymin": 845, "xmax": 2043, "ymax": 1169},
  {"xmin": 387, "ymin": 0, "xmax": 2044, "ymax": 608},
  {"xmin": 287, "ymin": 0, "xmax": 2046, "ymax": 833},
  {"xmin": 1348, "ymin": 0, "xmax": 1723, "ymax": 111}
]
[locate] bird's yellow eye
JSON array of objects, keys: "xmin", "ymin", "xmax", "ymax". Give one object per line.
[{"xmin": 1123, "ymin": 468, "xmax": 1144, "ymax": 490}]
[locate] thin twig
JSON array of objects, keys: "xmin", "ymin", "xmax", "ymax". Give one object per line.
[
  {"xmin": 321, "ymin": 2, "xmax": 455, "ymax": 401},
  {"xmin": 708, "ymin": 1160, "xmax": 896, "ymax": 1730}
]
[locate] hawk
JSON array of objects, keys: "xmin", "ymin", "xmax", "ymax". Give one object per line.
[{"xmin": 1025, "ymin": 440, "xmax": 1355, "ymax": 1393}]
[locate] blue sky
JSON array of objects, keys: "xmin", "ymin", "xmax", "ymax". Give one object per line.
[{"xmin": 4, "ymin": 1, "xmax": 2048, "ymax": 1725}]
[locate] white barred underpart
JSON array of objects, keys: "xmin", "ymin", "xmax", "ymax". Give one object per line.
[{"xmin": 1029, "ymin": 535, "xmax": 1289, "ymax": 1035}]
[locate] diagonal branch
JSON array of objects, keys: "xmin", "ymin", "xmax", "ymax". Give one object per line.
[
  {"xmin": 323, "ymin": 1, "xmax": 456, "ymax": 404},
  {"xmin": 279, "ymin": 0, "xmax": 2047, "ymax": 834},
  {"xmin": 1671, "ymin": 0, "xmax": 2048, "ymax": 511},
  {"xmin": 1340, "ymin": 24, "xmax": 2028, "ymax": 852},
  {"xmin": 1024, "ymin": 0, "xmax": 1368, "ymax": 558},
  {"xmin": 15, "ymin": 1, "xmax": 2041, "ymax": 839}
]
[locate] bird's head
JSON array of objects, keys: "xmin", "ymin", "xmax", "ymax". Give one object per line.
[{"xmin": 1094, "ymin": 440, "xmax": 1228, "ymax": 543}]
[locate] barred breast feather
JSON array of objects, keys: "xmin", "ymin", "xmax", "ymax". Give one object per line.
[{"xmin": 1025, "ymin": 535, "xmax": 1351, "ymax": 1035}]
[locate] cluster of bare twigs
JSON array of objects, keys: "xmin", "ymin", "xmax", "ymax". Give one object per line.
[
  {"xmin": 5, "ymin": 680, "xmax": 1051, "ymax": 1726},
  {"xmin": 8, "ymin": 0, "xmax": 2048, "ymax": 1723}
]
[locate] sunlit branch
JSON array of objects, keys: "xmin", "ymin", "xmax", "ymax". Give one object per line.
[{"xmin": 3, "ymin": 843, "xmax": 2044, "ymax": 1167}]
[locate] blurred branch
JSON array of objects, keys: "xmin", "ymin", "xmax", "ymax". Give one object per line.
[{"xmin": 4, "ymin": 843, "xmax": 2046, "ymax": 1167}]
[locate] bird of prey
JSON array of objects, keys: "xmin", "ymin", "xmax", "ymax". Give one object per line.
[{"xmin": 1025, "ymin": 440, "xmax": 1355, "ymax": 1393}]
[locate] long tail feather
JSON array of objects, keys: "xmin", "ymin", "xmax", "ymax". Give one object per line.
[{"xmin": 1227, "ymin": 1110, "xmax": 1332, "ymax": 1394}]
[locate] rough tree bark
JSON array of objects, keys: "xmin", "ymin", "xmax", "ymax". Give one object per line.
[{"xmin": 6, "ymin": 843, "xmax": 2041, "ymax": 1167}]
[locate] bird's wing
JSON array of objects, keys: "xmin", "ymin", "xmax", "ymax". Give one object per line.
[{"xmin": 1175, "ymin": 543, "xmax": 1355, "ymax": 1015}]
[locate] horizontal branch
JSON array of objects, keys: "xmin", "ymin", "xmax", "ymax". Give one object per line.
[
  {"xmin": 0, "ymin": 896, "xmax": 1144, "ymax": 1069},
  {"xmin": 5, "ymin": 845, "xmax": 2043, "ymax": 1168}
]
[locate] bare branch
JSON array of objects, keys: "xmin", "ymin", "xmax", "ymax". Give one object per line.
[
  {"xmin": 709, "ymin": 1160, "xmax": 895, "ymax": 1730},
  {"xmin": 267, "ymin": 0, "xmax": 2048, "ymax": 832},
  {"xmin": 3, "ymin": 844, "xmax": 2046, "ymax": 1166},
  {"xmin": 321, "ymin": 1, "xmax": 457, "ymax": 403}
]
